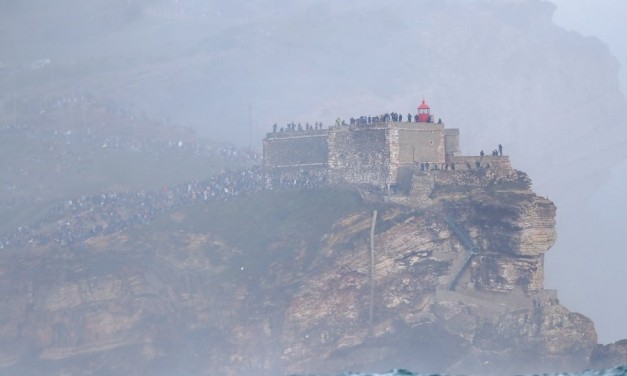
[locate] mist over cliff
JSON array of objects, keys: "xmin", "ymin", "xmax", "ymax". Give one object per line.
[{"xmin": 1, "ymin": 0, "xmax": 627, "ymax": 355}]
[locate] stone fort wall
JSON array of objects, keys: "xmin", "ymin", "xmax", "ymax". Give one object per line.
[
  {"xmin": 385, "ymin": 161, "xmax": 518, "ymax": 208},
  {"xmin": 445, "ymin": 129, "xmax": 460, "ymax": 156},
  {"xmin": 327, "ymin": 125, "xmax": 391, "ymax": 187},
  {"xmin": 392, "ymin": 123, "xmax": 447, "ymax": 165},
  {"xmin": 261, "ymin": 122, "xmax": 505, "ymax": 189},
  {"xmin": 263, "ymin": 131, "xmax": 328, "ymax": 169},
  {"xmin": 450, "ymin": 156, "xmax": 512, "ymax": 171},
  {"xmin": 387, "ymin": 124, "xmax": 449, "ymax": 186}
]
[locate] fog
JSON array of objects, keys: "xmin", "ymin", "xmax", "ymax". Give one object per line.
[
  {"xmin": 549, "ymin": 0, "xmax": 627, "ymax": 94},
  {"xmin": 544, "ymin": 0, "xmax": 627, "ymax": 344},
  {"xmin": 1, "ymin": 0, "xmax": 627, "ymax": 373}
]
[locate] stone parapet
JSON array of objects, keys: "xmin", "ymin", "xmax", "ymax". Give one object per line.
[
  {"xmin": 262, "ymin": 119, "xmax": 513, "ymax": 190},
  {"xmin": 450, "ymin": 155, "xmax": 512, "ymax": 170},
  {"xmin": 327, "ymin": 126, "xmax": 392, "ymax": 187},
  {"xmin": 263, "ymin": 132, "xmax": 328, "ymax": 169}
]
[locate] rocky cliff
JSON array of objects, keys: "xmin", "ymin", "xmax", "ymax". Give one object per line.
[
  {"xmin": 281, "ymin": 167, "xmax": 596, "ymax": 375},
  {"xmin": 0, "ymin": 167, "xmax": 603, "ymax": 375}
]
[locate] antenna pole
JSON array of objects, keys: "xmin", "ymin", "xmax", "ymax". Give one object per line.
[{"xmin": 369, "ymin": 210, "xmax": 378, "ymax": 335}]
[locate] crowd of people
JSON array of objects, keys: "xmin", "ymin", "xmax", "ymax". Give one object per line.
[
  {"xmin": 0, "ymin": 92, "xmax": 261, "ymax": 206},
  {"xmin": 3, "ymin": 91, "xmax": 260, "ymax": 162},
  {"xmin": 0, "ymin": 167, "xmax": 327, "ymax": 251},
  {"xmin": 2, "ymin": 121, "xmax": 259, "ymax": 164},
  {"xmin": 271, "ymin": 121, "xmax": 325, "ymax": 133},
  {"xmin": 266, "ymin": 110, "xmax": 448, "ymax": 135},
  {"xmin": 346, "ymin": 112, "xmax": 441, "ymax": 126},
  {"xmin": 1, "ymin": 140, "xmax": 507, "ymax": 251},
  {"xmin": 2, "ymin": 119, "xmax": 258, "ymax": 168},
  {"xmin": 1, "ymin": 92, "xmax": 506, "ymax": 252},
  {"xmin": 267, "ymin": 110, "xmax": 443, "ymax": 133},
  {"xmin": 348, "ymin": 112, "xmax": 404, "ymax": 125},
  {"xmin": 0, "ymin": 92, "xmax": 268, "ymax": 250}
]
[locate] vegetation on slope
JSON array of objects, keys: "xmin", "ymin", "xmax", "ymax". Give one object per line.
[{"xmin": 144, "ymin": 187, "xmax": 377, "ymax": 280}]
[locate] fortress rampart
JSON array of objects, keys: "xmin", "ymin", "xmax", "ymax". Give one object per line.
[
  {"xmin": 263, "ymin": 131, "xmax": 328, "ymax": 169},
  {"xmin": 262, "ymin": 100, "xmax": 510, "ymax": 191},
  {"xmin": 450, "ymin": 156, "xmax": 512, "ymax": 171},
  {"xmin": 328, "ymin": 125, "xmax": 391, "ymax": 186},
  {"xmin": 386, "ymin": 163, "xmax": 519, "ymax": 208},
  {"xmin": 393, "ymin": 123, "xmax": 447, "ymax": 165}
]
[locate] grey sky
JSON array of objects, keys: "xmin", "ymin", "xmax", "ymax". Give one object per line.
[
  {"xmin": 549, "ymin": 0, "xmax": 627, "ymax": 95},
  {"xmin": 546, "ymin": 0, "xmax": 627, "ymax": 344}
]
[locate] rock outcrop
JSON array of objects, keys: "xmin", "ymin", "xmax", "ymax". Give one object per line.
[
  {"xmin": 0, "ymin": 167, "xmax": 600, "ymax": 375},
  {"xmin": 281, "ymin": 168, "xmax": 596, "ymax": 375}
]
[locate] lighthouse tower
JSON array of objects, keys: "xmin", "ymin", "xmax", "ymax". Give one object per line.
[{"xmin": 417, "ymin": 99, "xmax": 432, "ymax": 123}]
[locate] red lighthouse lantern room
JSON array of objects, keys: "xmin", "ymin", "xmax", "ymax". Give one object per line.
[{"xmin": 417, "ymin": 100, "xmax": 431, "ymax": 123}]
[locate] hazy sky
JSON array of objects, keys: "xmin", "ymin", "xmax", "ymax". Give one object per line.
[
  {"xmin": 549, "ymin": 0, "xmax": 627, "ymax": 95},
  {"xmin": 545, "ymin": 0, "xmax": 627, "ymax": 344},
  {"xmin": 1, "ymin": 0, "xmax": 626, "ymax": 353}
]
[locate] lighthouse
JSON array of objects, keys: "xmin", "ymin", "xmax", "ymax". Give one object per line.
[{"xmin": 417, "ymin": 99, "xmax": 432, "ymax": 123}]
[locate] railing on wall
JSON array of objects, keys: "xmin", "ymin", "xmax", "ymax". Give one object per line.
[{"xmin": 444, "ymin": 214, "xmax": 481, "ymax": 290}]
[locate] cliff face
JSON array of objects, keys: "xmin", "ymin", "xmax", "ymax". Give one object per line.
[
  {"xmin": 0, "ymin": 168, "xmax": 598, "ymax": 375},
  {"xmin": 281, "ymin": 168, "xmax": 596, "ymax": 375}
]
